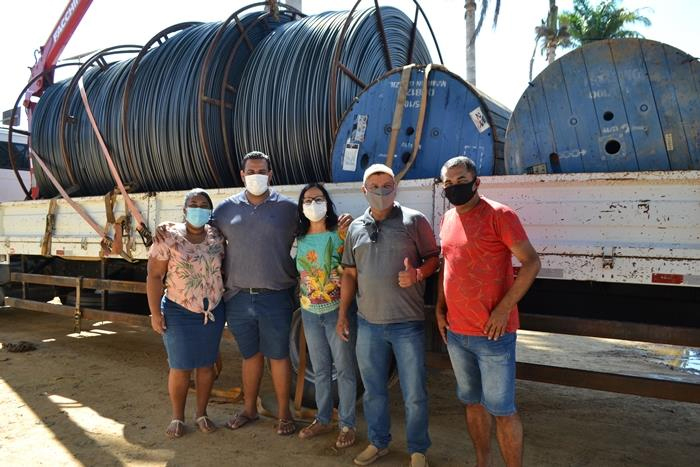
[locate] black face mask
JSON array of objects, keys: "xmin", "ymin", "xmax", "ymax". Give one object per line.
[{"xmin": 444, "ymin": 180, "xmax": 477, "ymax": 206}]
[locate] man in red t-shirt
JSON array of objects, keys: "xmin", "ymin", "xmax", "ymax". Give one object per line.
[{"xmin": 437, "ymin": 156, "xmax": 540, "ymax": 467}]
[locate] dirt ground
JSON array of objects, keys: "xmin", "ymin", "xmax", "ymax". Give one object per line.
[{"xmin": 1, "ymin": 307, "xmax": 699, "ymax": 467}]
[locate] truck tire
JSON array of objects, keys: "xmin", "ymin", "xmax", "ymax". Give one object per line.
[{"xmin": 289, "ymin": 308, "xmax": 398, "ymax": 409}]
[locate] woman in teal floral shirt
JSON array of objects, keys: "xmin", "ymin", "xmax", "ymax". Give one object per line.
[{"xmin": 295, "ymin": 183, "xmax": 357, "ymax": 448}]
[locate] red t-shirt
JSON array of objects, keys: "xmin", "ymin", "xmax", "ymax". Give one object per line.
[{"xmin": 440, "ymin": 196, "xmax": 529, "ymax": 336}]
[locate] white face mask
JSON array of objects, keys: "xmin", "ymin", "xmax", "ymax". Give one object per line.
[
  {"xmin": 245, "ymin": 174, "xmax": 269, "ymax": 196},
  {"xmin": 303, "ymin": 201, "xmax": 327, "ymax": 222}
]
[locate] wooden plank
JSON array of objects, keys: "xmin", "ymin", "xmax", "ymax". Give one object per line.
[
  {"xmin": 4, "ymin": 297, "xmax": 151, "ymax": 327},
  {"xmin": 609, "ymin": 39, "xmax": 670, "ymax": 170},
  {"xmin": 516, "ymin": 362, "xmax": 700, "ymax": 403},
  {"xmin": 540, "ymin": 59, "xmax": 585, "ymax": 172},
  {"xmin": 663, "ymin": 43, "xmax": 700, "ymax": 169},
  {"xmin": 11, "ymin": 272, "xmax": 147, "ymax": 293},
  {"xmin": 504, "ymin": 92, "xmax": 540, "ymax": 174},
  {"xmin": 692, "ymin": 58, "xmax": 700, "ymax": 168},
  {"xmin": 525, "ymin": 75, "xmax": 559, "ymax": 172},
  {"xmin": 425, "ymin": 353, "xmax": 700, "ymax": 403},
  {"xmin": 642, "ymin": 40, "xmax": 693, "ymax": 169},
  {"xmin": 520, "ymin": 313, "xmax": 700, "ymax": 347},
  {"xmin": 582, "ymin": 41, "xmax": 637, "ymax": 171},
  {"xmin": 557, "ymin": 47, "xmax": 604, "ymax": 172}
]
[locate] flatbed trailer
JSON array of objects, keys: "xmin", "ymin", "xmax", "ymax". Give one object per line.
[{"xmin": 2, "ymin": 171, "xmax": 699, "ymax": 402}]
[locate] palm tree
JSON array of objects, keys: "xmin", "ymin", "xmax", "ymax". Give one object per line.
[
  {"xmin": 559, "ymin": 0, "xmax": 651, "ymax": 47},
  {"xmin": 529, "ymin": 0, "xmax": 571, "ymax": 81},
  {"xmin": 465, "ymin": 0, "xmax": 501, "ymax": 85}
]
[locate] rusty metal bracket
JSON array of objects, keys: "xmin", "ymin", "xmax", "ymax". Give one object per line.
[
  {"xmin": 602, "ymin": 246, "xmax": 616, "ymax": 269},
  {"xmin": 73, "ymin": 276, "xmax": 83, "ymax": 333}
]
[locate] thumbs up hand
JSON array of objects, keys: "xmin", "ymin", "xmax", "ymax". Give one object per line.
[{"xmin": 398, "ymin": 257, "xmax": 418, "ymax": 288}]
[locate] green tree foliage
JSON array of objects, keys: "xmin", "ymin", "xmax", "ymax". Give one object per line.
[
  {"xmin": 560, "ymin": 0, "xmax": 651, "ymax": 47},
  {"xmin": 468, "ymin": 0, "xmax": 502, "ymax": 41},
  {"xmin": 530, "ymin": 0, "xmax": 572, "ymax": 80}
]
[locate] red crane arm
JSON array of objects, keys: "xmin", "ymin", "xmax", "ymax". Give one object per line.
[{"xmin": 24, "ymin": 0, "xmax": 93, "ymax": 109}]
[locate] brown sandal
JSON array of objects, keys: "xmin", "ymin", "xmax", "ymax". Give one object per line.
[
  {"xmin": 335, "ymin": 426, "xmax": 356, "ymax": 448},
  {"xmin": 298, "ymin": 419, "xmax": 333, "ymax": 439},
  {"xmin": 276, "ymin": 418, "xmax": 296, "ymax": 436}
]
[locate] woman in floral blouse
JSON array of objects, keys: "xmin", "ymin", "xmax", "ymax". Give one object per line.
[
  {"xmin": 295, "ymin": 183, "xmax": 358, "ymax": 448},
  {"xmin": 147, "ymin": 188, "xmax": 225, "ymax": 439}
]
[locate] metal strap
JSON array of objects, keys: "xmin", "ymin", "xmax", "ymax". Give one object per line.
[
  {"xmin": 30, "ymin": 148, "xmax": 113, "ymax": 254},
  {"xmin": 396, "ymin": 64, "xmax": 436, "ymax": 182}
]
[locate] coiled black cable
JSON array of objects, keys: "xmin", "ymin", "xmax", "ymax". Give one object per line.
[
  {"xmin": 32, "ymin": 10, "xmax": 294, "ymax": 197},
  {"xmin": 233, "ymin": 6, "xmax": 432, "ymax": 185},
  {"xmin": 31, "ymin": 6, "xmax": 431, "ymax": 195}
]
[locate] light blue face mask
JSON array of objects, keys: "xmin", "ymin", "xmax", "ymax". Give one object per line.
[{"xmin": 185, "ymin": 207, "xmax": 211, "ymax": 228}]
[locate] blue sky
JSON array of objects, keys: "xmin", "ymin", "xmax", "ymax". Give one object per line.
[{"xmin": 1, "ymin": 0, "xmax": 698, "ymax": 121}]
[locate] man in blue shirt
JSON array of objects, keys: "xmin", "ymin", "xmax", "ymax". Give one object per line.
[{"xmin": 213, "ymin": 151, "xmax": 298, "ymax": 436}]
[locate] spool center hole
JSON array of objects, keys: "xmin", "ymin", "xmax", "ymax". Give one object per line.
[{"xmin": 605, "ymin": 140, "xmax": 621, "ymax": 155}]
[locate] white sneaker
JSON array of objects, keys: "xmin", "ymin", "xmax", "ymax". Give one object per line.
[{"xmin": 409, "ymin": 452, "xmax": 429, "ymax": 467}]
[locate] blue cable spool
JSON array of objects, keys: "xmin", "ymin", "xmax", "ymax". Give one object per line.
[
  {"xmin": 331, "ymin": 64, "xmax": 511, "ymax": 182},
  {"xmin": 505, "ymin": 38, "xmax": 700, "ymax": 174}
]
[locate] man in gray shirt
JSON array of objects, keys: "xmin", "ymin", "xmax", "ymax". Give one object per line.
[
  {"xmin": 337, "ymin": 164, "xmax": 439, "ymax": 467},
  {"xmin": 213, "ymin": 151, "xmax": 298, "ymax": 436}
]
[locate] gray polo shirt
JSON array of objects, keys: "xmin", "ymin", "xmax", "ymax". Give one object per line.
[
  {"xmin": 212, "ymin": 190, "xmax": 298, "ymax": 300},
  {"xmin": 342, "ymin": 203, "xmax": 439, "ymax": 324}
]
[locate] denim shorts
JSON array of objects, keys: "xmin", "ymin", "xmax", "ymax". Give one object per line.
[
  {"xmin": 446, "ymin": 330, "xmax": 517, "ymax": 416},
  {"xmin": 225, "ymin": 288, "xmax": 294, "ymax": 360}
]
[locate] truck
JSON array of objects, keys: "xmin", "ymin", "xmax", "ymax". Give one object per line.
[{"xmin": 2, "ymin": 0, "xmax": 699, "ymax": 406}]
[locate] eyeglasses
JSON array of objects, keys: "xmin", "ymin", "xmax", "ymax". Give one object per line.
[
  {"xmin": 364, "ymin": 184, "xmax": 395, "ymax": 194},
  {"xmin": 302, "ymin": 197, "xmax": 326, "ymax": 206},
  {"xmin": 368, "ymin": 221, "xmax": 380, "ymax": 243}
]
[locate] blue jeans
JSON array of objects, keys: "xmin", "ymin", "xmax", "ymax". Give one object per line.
[
  {"xmin": 301, "ymin": 308, "xmax": 357, "ymax": 428},
  {"xmin": 446, "ymin": 330, "xmax": 517, "ymax": 416},
  {"xmin": 356, "ymin": 317, "xmax": 430, "ymax": 454}
]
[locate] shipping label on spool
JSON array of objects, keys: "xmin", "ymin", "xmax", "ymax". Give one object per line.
[
  {"xmin": 664, "ymin": 133, "xmax": 674, "ymax": 151},
  {"xmin": 469, "ymin": 106, "xmax": 490, "ymax": 133},
  {"xmin": 343, "ymin": 143, "xmax": 360, "ymax": 171},
  {"xmin": 351, "ymin": 115, "xmax": 368, "ymax": 143}
]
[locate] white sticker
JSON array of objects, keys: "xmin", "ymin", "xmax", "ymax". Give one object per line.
[
  {"xmin": 343, "ymin": 143, "xmax": 360, "ymax": 171},
  {"xmin": 352, "ymin": 115, "xmax": 368, "ymax": 143},
  {"xmin": 469, "ymin": 106, "xmax": 490, "ymax": 133},
  {"xmin": 664, "ymin": 132, "xmax": 674, "ymax": 151}
]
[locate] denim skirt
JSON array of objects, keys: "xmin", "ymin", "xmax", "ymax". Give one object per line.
[{"xmin": 161, "ymin": 296, "xmax": 225, "ymax": 370}]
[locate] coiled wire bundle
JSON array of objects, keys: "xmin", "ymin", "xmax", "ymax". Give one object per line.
[
  {"xmin": 31, "ymin": 9, "xmax": 297, "ymax": 197},
  {"xmin": 233, "ymin": 6, "xmax": 432, "ymax": 184},
  {"xmin": 30, "ymin": 5, "xmax": 434, "ymax": 196}
]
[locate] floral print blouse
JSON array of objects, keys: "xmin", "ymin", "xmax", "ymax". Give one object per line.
[
  {"xmin": 148, "ymin": 224, "xmax": 225, "ymax": 322},
  {"xmin": 296, "ymin": 230, "xmax": 345, "ymax": 314}
]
